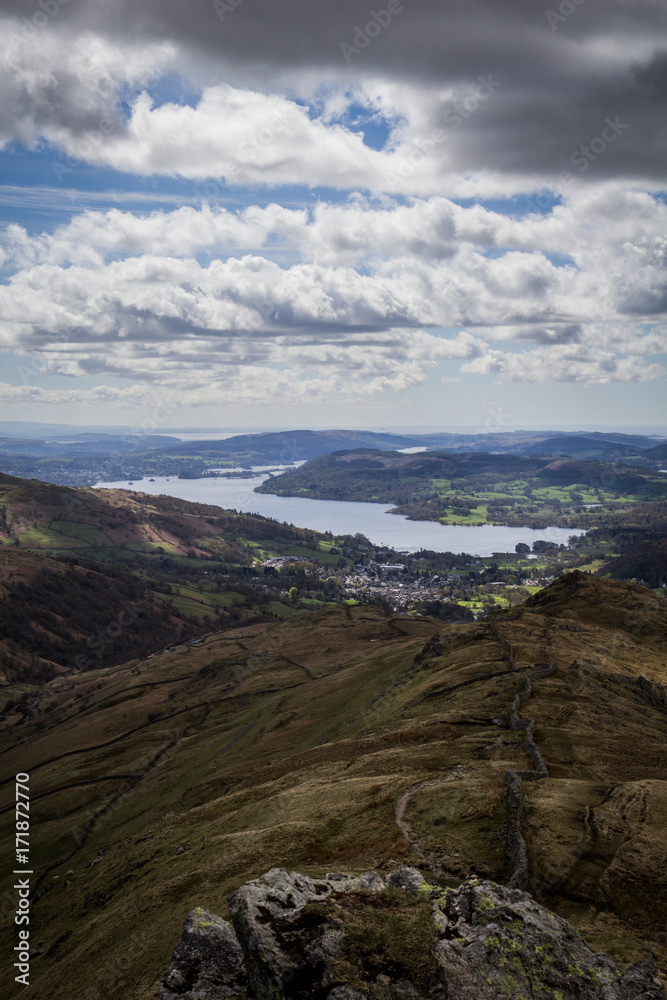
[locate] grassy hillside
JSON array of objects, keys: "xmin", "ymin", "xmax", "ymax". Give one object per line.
[
  {"xmin": 0, "ymin": 549, "xmax": 199, "ymax": 691},
  {"xmin": 0, "ymin": 472, "xmax": 267, "ymax": 562},
  {"xmin": 0, "ymin": 474, "xmax": 397, "ymax": 701},
  {"xmin": 0, "ymin": 475, "xmax": 290, "ymax": 694},
  {"xmin": 600, "ymin": 535, "xmax": 667, "ymax": 587},
  {"xmin": 0, "ymin": 472, "xmax": 368, "ymax": 565},
  {"xmin": 0, "ymin": 573, "xmax": 665, "ymax": 999}
]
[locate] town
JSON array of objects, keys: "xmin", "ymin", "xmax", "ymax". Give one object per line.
[{"xmin": 224, "ymin": 542, "xmax": 573, "ymax": 619}]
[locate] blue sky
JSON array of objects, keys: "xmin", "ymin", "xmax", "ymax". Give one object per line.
[{"xmin": 0, "ymin": 0, "xmax": 665, "ymax": 431}]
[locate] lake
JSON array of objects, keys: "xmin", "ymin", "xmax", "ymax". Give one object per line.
[{"xmin": 95, "ymin": 472, "xmax": 582, "ymax": 557}]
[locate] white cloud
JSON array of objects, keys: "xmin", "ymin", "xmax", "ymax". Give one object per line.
[
  {"xmin": 0, "ymin": 4, "xmax": 664, "ymax": 419},
  {"xmin": 1, "ymin": 188, "xmax": 664, "ymax": 396},
  {"xmin": 0, "ymin": 356, "xmax": 440, "ymax": 408},
  {"xmin": 462, "ymin": 346, "xmax": 664, "ymax": 384},
  {"xmin": 104, "ymin": 86, "xmax": 388, "ymax": 188},
  {"xmin": 29, "ymin": 76, "xmax": 665, "ymax": 198}
]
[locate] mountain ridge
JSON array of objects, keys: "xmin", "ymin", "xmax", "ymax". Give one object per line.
[{"xmin": 1, "ymin": 570, "xmax": 665, "ymax": 998}]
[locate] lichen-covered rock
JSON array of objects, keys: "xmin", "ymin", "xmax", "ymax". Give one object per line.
[
  {"xmin": 163, "ymin": 871, "xmax": 666, "ymax": 1000},
  {"xmin": 227, "ymin": 867, "xmax": 404, "ymax": 1000},
  {"xmin": 160, "ymin": 906, "xmax": 249, "ymax": 999},
  {"xmin": 434, "ymin": 878, "xmax": 665, "ymax": 1000}
]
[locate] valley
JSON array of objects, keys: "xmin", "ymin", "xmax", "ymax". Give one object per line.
[
  {"xmin": 0, "ymin": 470, "xmax": 665, "ymax": 1000},
  {"xmin": 258, "ymin": 449, "xmax": 667, "ymax": 589}
]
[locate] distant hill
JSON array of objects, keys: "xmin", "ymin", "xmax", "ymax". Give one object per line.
[
  {"xmin": 255, "ymin": 449, "xmax": 549, "ymax": 503},
  {"xmin": 581, "ymin": 430, "xmax": 665, "ymax": 448},
  {"xmin": 1, "ymin": 427, "xmax": 665, "ymax": 490},
  {"xmin": 518, "ymin": 433, "xmax": 657, "ymax": 462},
  {"xmin": 645, "ymin": 442, "xmax": 667, "ymax": 462},
  {"xmin": 417, "ymin": 429, "xmax": 663, "ymax": 456},
  {"xmin": 415, "ymin": 429, "xmax": 577, "ymax": 453},
  {"xmin": 521, "ymin": 434, "xmax": 637, "ymax": 457},
  {"xmin": 0, "ymin": 421, "xmax": 142, "ymax": 437},
  {"xmin": 257, "ymin": 448, "xmax": 661, "ymax": 505},
  {"xmin": 154, "ymin": 428, "xmax": 424, "ymax": 461},
  {"xmin": 155, "ymin": 428, "xmax": 667, "ymax": 468},
  {"xmin": 0, "ymin": 433, "xmax": 181, "ymax": 457},
  {"xmin": 537, "ymin": 458, "xmax": 649, "ymax": 490}
]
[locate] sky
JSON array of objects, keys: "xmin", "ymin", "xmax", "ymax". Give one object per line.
[{"xmin": 0, "ymin": 0, "xmax": 665, "ymax": 433}]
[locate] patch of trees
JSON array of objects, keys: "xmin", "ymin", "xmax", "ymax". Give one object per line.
[
  {"xmin": 413, "ymin": 599, "xmax": 475, "ymax": 622},
  {"xmin": 600, "ymin": 536, "xmax": 667, "ymax": 588},
  {"xmin": 0, "ymin": 559, "xmax": 197, "ymax": 674}
]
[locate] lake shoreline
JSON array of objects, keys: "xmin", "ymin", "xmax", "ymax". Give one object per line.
[{"xmin": 94, "ymin": 472, "xmax": 584, "ymax": 557}]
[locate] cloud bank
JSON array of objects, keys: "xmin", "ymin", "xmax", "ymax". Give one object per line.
[{"xmin": 0, "ymin": 0, "xmax": 664, "ymax": 411}]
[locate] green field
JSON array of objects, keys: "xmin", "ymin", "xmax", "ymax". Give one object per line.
[
  {"xmin": 259, "ymin": 450, "xmax": 665, "ymax": 534},
  {"xmin": 243, "ymin": 537, "xmax": 350, "ymax": 566}
]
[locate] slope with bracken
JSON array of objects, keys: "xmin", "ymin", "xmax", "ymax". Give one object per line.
[
  {"xmin": 0, "ymin": 474, "xmax": 376, "ymax": 705},
  {"xmin": 0, "ymin": 548, "xmax": 199, "ymax": 698},
  {"xmin": 0, "ymin": 471, "xmax": 260, "ymax": 559},
  {"xmin": 0, "ymin": 572, "xmax": 665, "ymax": 999}
]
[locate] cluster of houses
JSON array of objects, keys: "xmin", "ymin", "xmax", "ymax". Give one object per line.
[{"xmin": 260, "ymin": 555, "xmax": 459, "ymax": 612}]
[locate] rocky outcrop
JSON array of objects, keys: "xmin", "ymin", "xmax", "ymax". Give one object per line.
[
  {"xmin": 160, "ymin": 906, "xmax": 250, "ymax": 999},
  {"xmin": 435, "ymin": 878, "xmax": 665, "ymax": 1000},
  {"xmin": 161, "ymin": 868, "xmax": 666, "ymax": 1000},
  {"xmin": 228, "ymin": 867, "xmax": 397, "ymax": 1000}
]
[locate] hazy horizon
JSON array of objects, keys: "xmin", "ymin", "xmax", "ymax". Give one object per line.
[{"xmin": 1, "ymin": 420, "xmax": 666, "ymax": 440}]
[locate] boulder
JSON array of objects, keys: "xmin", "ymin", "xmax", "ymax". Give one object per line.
[
  {"xmin": 162, "ymin": 870, "xmax": 666, "ymax": 1000},
  {"xmin": 435, "ymin": 878, "xmax": 665, "ymax": 1000},
  {"xmin": 160, "ymin": 906, "xmax": 250, "ymax": 999},
  {"xmin": 227, "ymin": 867, "xmax": 397, "ymax": 1000}
]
